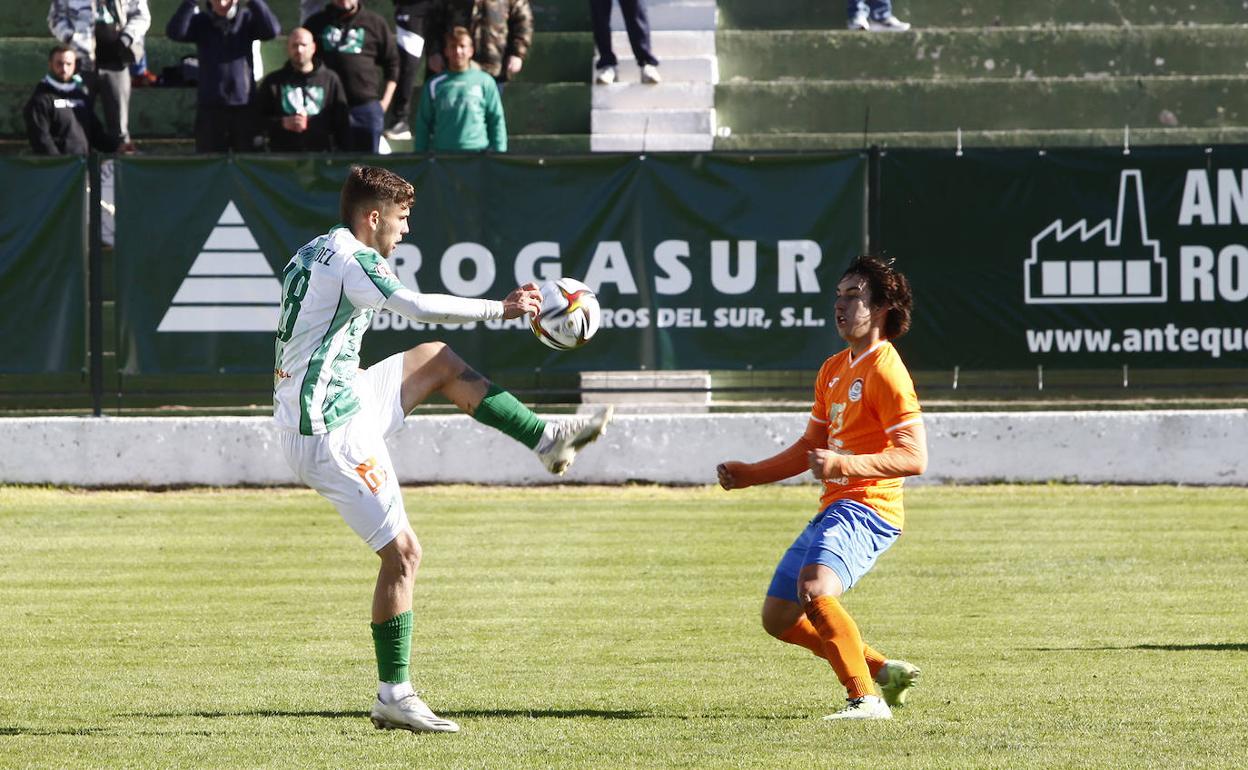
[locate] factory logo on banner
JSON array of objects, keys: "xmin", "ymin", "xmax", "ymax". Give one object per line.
[{"xmin": 1024, "ymin": 170, "xmax": 1168, "ymax": 304}]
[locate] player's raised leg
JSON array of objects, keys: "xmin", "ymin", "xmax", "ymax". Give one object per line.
[
  {"xmin": 398, "ymin": 341, "xmax": 611, "ymax": 475},
  {"xmin": 369, "ymin": 528, "xmax": 460, "ymax": 733}
]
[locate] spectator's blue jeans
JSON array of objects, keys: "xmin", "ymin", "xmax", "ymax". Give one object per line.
[
  {"xmin": 348, "ymin": 101, "xmax": 384, "ymax": 153},
  {"xmin": 848, "ymin": 0, "xmax": 894, "ymax": 20}
]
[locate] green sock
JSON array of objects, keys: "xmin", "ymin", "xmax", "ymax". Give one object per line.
[
  {"xmin": 473, "ymin": 383, "xmax": 546, "ymax": 449},
  {"xmin": 370, "ymin": 610, "xmax": 412, "ymax": 684}
]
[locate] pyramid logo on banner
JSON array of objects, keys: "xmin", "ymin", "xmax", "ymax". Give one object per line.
[{"xmin": 158, "ymin": 202, "xmax": 283, "ymax": 332}]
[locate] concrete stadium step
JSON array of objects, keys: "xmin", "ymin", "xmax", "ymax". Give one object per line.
[
  {"xmin": 611, "ymin": 56, "xmax": 718, "ymax": 83},
  {"xmin": 713, "ymin": 127, "xmax": 1248, "ymax": 151},
  {"xmin": 592, "ymin": 108, "xmax": 715, "ymax": 134},
  {"xmin": 591, "ymin": 82, "xmax": 713, "ymax": 110},
  {"xmin": 617, "ymin": 31, "xmax": 716, "ymax": 59},
  {"xmin": 717, "ymin": 26, "xmax": 1248, "ymax": 82},
  {"xmin": 610, "ymin": 0, "xmax": 716, "ymax": 32},
  {"xmin": 715, "ymin": 76, "xmax": 1248, "ymax": 134},
  {"xmin": 590, "ymin": 133, "xmax": 714, "ymax": 152},
  {"xmin": 717, "ymin": 0, "xmax": 1248, "ymax": 29}
]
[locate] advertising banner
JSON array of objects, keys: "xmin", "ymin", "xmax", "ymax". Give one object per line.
[
  {"xmin": 0, "ymin": 156, "xmax": 87, "ymax": 374},
  {"xmin": 114, "ymin": 154, "xmax": 866, "ymax": 374},
  {"xmin": 880, "ymin": 147, "xmax": 1248, "ymax": 370}
]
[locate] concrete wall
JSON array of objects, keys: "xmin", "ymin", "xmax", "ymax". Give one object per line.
[{"xmin": 3, "ymin": 410, "xmax": 1245, "ymax": 487}]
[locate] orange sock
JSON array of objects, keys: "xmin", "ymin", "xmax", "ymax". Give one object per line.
[
  {"xmin": 778, "ymin": 616, "xmax": 827, "ymax": 659},
  {"xmin": 805, "ymin": 596, "xmax": 874, "ymax": 699},
  {"xmin": 863, "ymin": 643, "xmax": 887, "ymax": 678}
]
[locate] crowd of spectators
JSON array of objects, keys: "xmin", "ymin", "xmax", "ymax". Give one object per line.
[{"xmin": 22, "ymin": 0, "xmax": 912, "ymax": 156}]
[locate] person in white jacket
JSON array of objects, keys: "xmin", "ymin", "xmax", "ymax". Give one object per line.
[{"xmin": 48, "ymin": 0, "xmax": 151, "ymax": 150}]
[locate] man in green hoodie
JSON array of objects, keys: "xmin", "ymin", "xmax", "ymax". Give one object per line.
[{"xmin": 413, "ymin": 26, "xmax": 506, "ymax": 153}]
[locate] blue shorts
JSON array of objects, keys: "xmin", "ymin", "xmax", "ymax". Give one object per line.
[{"xmin": 766, "ymin": 499, "xmax": 901, "ymax": 603}]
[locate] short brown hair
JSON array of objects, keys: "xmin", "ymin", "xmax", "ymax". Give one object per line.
[
  {"xmin": 339, "ymin": 165, "xmax": 415, "ymax": 224},
  {"xmin": 842, "ymin": 255, "xmax": 913, "ymax": 339},
  {"xmin": 48, "ymin": 44, "xmax": 76, "ymax": 62},
  {"xmin": 445, "ymin": 25, "xmax": 472, "ymax": 47}
]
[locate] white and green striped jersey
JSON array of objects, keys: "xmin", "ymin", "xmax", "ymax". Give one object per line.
[{"xmin": 273, "ymin": 225, "xmax": 403, "ymax": 435}]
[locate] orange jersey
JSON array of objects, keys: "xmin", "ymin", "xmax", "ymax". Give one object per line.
[{"xmin": 810, "ymin": 340, "xmax": 922, "ymax": 529}]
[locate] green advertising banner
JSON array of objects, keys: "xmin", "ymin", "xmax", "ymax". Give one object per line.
[
  {"xmin": 0, "ymin": 156, "xmax": 87, "ymax": 373},
  {"xmin": 115, "ymin": 154, "xmax": 866, "ymax": 374},
  {"xmin": 880, "ymin": 147, "xmax": 1248, "ymax": 370}
]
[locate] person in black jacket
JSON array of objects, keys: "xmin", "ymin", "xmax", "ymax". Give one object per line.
[
  {"xmin": 166, "ymin": 0, "xmax": 281, "ymax": 152},
  {"xmin": 256, "ymin": 27, "xmax": 350, "ymax": 151},
  {"xmin": 304, "ymin": 0, "xmax": 399, "ymax": 152},
  {"xmin": 24, "ymin": 45, "xmax": 112, "ymax": 155}
]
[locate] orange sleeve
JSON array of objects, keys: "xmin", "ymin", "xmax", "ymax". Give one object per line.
[
  {"xmin": 868, "ymin": 356, "xmax": 921, "ymax": 435},
  {"xmin": 730, "ymin": 419, "xmax": 825, "ymax": 488},
  {"xmin": 836, "ymin": 422, "xmax": 928, "ymax": 479}
]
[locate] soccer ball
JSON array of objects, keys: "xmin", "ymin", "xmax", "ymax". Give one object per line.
[{"xmin": 530, "ymin": 278, "xmax": 601, "ymax": 350}]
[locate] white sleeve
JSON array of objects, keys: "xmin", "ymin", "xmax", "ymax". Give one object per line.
[{"xmin": 382, "ymin": 287, "xmax": 506, "ymax": 323}]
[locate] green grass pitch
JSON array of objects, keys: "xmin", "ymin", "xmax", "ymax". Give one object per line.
[{"xmin": 1, "ymin": 484, "xmax": 1245, "ymax": 769}]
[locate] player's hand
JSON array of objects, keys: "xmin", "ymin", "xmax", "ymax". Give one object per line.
[
  {"xmin": 281, "ymin": 114, "xmax": 308, "ymax": 132},
  {"xmin": 428, "ymin": 53, "xmax": 445, "ymax": 73},
  {"xmin": 807, "ymin": 449, "xmax": 843, "ymax": 480},
  {"xmin": 506, "ymin": 55, "xmax": 523, "ymax": 77},
  {"xmin": 501, "ymin": 282, "xmax": 542, "ymax": 319},
  {"xmin": 717, "ymin": 461, "xmax": 746, "ymax": 490}
]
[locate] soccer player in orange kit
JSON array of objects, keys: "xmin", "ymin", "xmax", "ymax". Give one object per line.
[{"xmin": 717, "ymin": 256, "xmax": 927, "ymax": 721}]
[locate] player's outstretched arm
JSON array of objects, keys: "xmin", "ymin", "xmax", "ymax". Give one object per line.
[
  {"xmin": 808, "ymin": 422, "xmax": 928, "ymax": 482},
  {"xmin": 500, "ymin": 283, "xmax": 541, "ymax": 319},
  {"xmin": 717, "ymin": 419, "xmax": 825, "ymax": 490}
]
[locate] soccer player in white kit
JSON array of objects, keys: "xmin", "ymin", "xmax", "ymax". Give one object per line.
[{"xmin": 274, "ymin": 165, "xmax": 611, "ymax": 733}]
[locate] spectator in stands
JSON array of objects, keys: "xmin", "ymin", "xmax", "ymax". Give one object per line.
[
  {"xmin": 413, "ymin": 27, "xmax": 506, "ymax": 153},
  {"xmin": 256, "ymin": 27, "xmax": 351, "ymax": 151},
  {"xmin": 24, "ymin": 45, "xmax": 112, "ymax": 155},
  {"xmin": 305, "ymin": 0, "xmax": 400, "ymax": 153},
  {"xmin": 299, "ymin": 0, "xmax": 323, "ymax": 23},
  {"xmin": 424, "ymin": 0, "xmax": 532, "ymax": 90},
  {"xmin": 383, "ymin": 0, "xmax": 437, "ymax": 141},
  {"xmin": 847, "ymin": 1, "xmax": 910, "ymax": 31},
  {"xmin": 48, "ymin": 0, "xmax": 151, "ymax": 152},
  {"xmin": 167, "ymin": 0, "xmax": 282, "ymax": 153},
  {"xmin": 589, "ymin": 0, "xmax": 659, "ymax": 85}
]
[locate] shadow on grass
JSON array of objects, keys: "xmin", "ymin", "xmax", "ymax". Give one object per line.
[
  {"xmin": 0, "ymin": 726, "xmax": 105, "ymax": 736},
  {"xmin": 440, "ymin": 708, "xmax": 650, "ymax": 720},
  {"xmin": 1030, "ymin": 643, "xmax": 1248, "ymax": 652},
  {"xmin": 126, "ymin": 708, "xmax": 651, "ymax": 720}
]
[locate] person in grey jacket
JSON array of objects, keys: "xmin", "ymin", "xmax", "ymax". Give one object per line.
[{"xmin": 48, "ymin": 0, "xmax": 151, "ymax": 151}]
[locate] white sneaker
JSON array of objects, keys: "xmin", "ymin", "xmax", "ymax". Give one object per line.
[
  {"xmin": 822, "ymin": 695, "xmax": 892, "ymax": 721},
  {"xmin": 384, "ymin": 120, "xmax": 412, "ymax": 141},
  {"xmin": 595, "ymin": 66, "xmax": 617, "ymax": 85},
  {"xmin": 535, "ymin": 405, "xmax": 613, "ymax": 475},
  {"xmin": 847, "ymin": 13, "xmax": 870, "ymax": 30},
  {"xmin": 869, "ymin": 15, "xmax": 911, "ymax": 31},
  {"xmin": 640, "ymin": 64, "xmax": 662, "ymax": 84},
  {"xmin": 370, "ymin": 693, "xmax": 460, "ymax": 733},
  {"xmin": 875, "ymin": 659, "xmax": 921, "ymax": 707}
]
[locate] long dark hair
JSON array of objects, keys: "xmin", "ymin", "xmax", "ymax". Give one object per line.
[{"xmin": 842, "ymin": 256, "xmax": 913, "ymax": 339}]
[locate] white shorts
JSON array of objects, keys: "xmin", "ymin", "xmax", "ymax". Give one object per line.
[{"xmin": 280, "ymin": 352, "xmax": 410, "ymax": 552}]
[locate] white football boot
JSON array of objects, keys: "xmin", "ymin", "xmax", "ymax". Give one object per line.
[
  {"xmin": 370, "ymin": 692, "xmax": 460, "ymax": 733},
  {"xmin": 535, "ymin": 405, "xmax": 613, "ymax": 475},
  {"xmin": 822, "ymin": 695, "xmax": 893, "ymax": 721}
]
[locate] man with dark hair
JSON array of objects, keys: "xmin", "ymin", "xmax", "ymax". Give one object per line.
[
  {"xmin": 304, "ymin": 0, "xmax": 399, "ymax": 152},
  {"xmin": 274, "ymin": 165, "xmax": 611, "ymax": 734},
  {"xmin": 717, "ymin": 255, "xmax": 927, "ymax": 721},
  {"xmin": 256, "ymin": 27, "xmax": 350, "ymax": 151},
  {"xmin": 413, "ymin": 27, "xmax": 506, "ymax": 153},
  {"xmin": 166, "ymin": 0, "xmax": 282, "ymax": 153},
  {"xmin": 48, "ymin": 0, "xmax": 151, "ymax": 152},
  {"xmin": 24, "ymin": 45, "xmax": 111, "ymax": 155}
]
